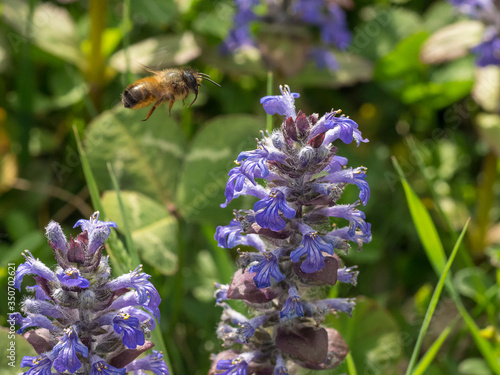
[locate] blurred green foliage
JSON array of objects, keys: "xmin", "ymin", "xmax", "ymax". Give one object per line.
[{"xmin": 0, "ymin": 0, "xmax": 499, "ymax": 375}]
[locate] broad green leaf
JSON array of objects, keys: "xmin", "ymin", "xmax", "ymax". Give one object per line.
[
  {"xmin": 110, "ymin": 33, "xmax": 201, "ymax": 74},
  {"xmin": 129, "ymin": 0, "xmax": 178, "ymax": 27},
  {"xmin": 458, "ymin": 358, "xmax": 493, "ymax": 375},
  {"xmin": 101, "ymin": 190, "xmax": 178, "ymax": 275},
  {"xmin": 420, "ymin": 21, "xmax": 484, "ymax": 64},
  {"xmin": 454, "ymin": 267, "xmax": 491, "ymax": 302},
  {"xmin": 374, "ymin": 32, "xmax": 428, "ymax": 85},
  {"xmin": 476, "ymin": 113, "xmax": 500, "ymax": 156},
  {"xmin": 326, "ymin": 297, "xmax": 402, "ymax": 375},
  {"xmin": 176, "ymin": 114, "xmax": 263, "ymax": 224},
  {"xmin": 351, "ymin": 7, "xmax": 422, "ymax": 61},
  {"xmin": 392, "ymin": 157, "xmax": 447, "ymax": 275},
  {"xmin": 2, "ymin": 0, "xmax": 83, "ymax": 67},
  {"xmin": 424, "ymin": 2, "xmax": 456, "ymax": 33},
  {"xmin": 0, "ymin": 330, "xmax": 37, "ymax": 375},
  {"xmin": 84, "ymin": 105, "xmax": 186, "ymax": 205},
  {"xmin": 473, "ymin": 66, "xmax": 500, "ymax": 112}
]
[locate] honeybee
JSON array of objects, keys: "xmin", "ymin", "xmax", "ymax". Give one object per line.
[{"xmin": 121, "ymin": 67, "xmax": 221, "ymax": 121}]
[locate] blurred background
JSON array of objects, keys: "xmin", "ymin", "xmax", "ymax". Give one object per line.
[{"xmin": 0, "ymin": 0, "xmax": 499, "ymax": 374}]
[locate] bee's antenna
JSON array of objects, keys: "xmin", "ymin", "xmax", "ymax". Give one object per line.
[{"xmin": 200, "ymin": 76, "xmax": 221, "ymax": 87}]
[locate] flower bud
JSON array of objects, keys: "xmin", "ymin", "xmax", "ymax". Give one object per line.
[{"xmin": 45, "ymin": 221, "xmax": 68, "ymax": 252}]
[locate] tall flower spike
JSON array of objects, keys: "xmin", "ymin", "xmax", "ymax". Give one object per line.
[
  {"xmin": 212, "ymin": 85, "xmax": 370, "ymax": 373},
  {"xmin": 13, "ymin": 212, "xmax": 168, "ymax": 375}
]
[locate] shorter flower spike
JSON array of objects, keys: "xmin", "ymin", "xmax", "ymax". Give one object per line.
[{"xmin": 12, "ymin": 211, "xmax": 168, "ymax": 375}]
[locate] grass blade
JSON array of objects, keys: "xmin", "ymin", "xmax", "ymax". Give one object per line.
[
  {"xmin": 405, "ymin": 220, "xmax": 469, "ymax": 375},
  {"xmin": 107, "ymin": 162, "xmax": 141, "ymax": 269},
  {"xmin": 391, "ymin": 156, "xmax": 447, "ymax": 275},
  {"xmin": 346, "ymin": 352, "xmax": 358, "ymax": 375},
  {"xmin": 412, "ymin": 322, "xmax": 455, "ymax": 375},
  {"xmin": 393, "ymin": 157, "xmax": 500, "ymax": 374}
]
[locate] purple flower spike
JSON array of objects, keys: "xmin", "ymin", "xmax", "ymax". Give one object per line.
[
  {"xmin": 45, "ymin": 220, "xmax": 68, "ymax": 252},
  {"xmin": 125, "ymin": 350, "xmax": 169, "ymax": 375},
  {"xmin": 21, "ymin": 354, "xmax": 54, "ymax": 375},
  {"xmin": 73, "ymin": 211, "xmax": 117, "ymax": 254},
  {"xmin": 260, "ymin": 85, "xmax": 299, "ymax": 120},
  {"xmin": 249, "ymin": 249, "xmax": 286, "ymax": 288},
  {"xmin": 254, "ymin": 190, "xmax": 296, "ymax": 232},
  {"xmin": 280, "ymin": 286, "xmax": 304, "ymax": 320},
  {"xmin": 290, "ymin": 230, "xmax": 334, "ymax": 273},
  {"xmin": 320, "ymin": 3, "xmax": 352, "ymax": 50},
  {"xmin": 113, "ymin": 312, "xmax": 145, "ymax": 349},
  {"xmin": 57, "ymin": 267, "xmax": 90, "ymax": 288},
  {"xmin": 52, "ymin": 326, "xmax": 89, "ymax": 373},
  {"xmin": 213, "ymin": 85, "xmax": 370, "ymax": 372},
  {"xmin": 14, "ymin": 250, "xmax": 57, "ymax": 291}
]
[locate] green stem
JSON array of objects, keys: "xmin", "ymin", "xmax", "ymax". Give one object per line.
[{"xmin": 266, "ymin": 70, "xmax": 274, "ymax": 133}]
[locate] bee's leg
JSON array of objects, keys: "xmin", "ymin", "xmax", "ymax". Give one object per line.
[
  {"xmin": 168, "ymin": 100, "xmax": 175, "ymax": 116},
  {"xmin": 142, "ymin": 99, "xmax": 163, "ymax": 121},
  {"xmin": 188, "ymin": 90, "xmax": 199, "ymax": 108}
]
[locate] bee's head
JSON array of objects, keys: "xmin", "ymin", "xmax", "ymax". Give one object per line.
[{"xmin": 183, "ymin": 70, "xmax": 200, "ymax": 93}]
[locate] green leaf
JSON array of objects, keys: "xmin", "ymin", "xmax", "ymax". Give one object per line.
[
  {"xmin": 405, "ymin": 219, "xmax": 469, "ymax": 375},
  {"xmin": 101, "ymin": 190, "xmax": 178, "ymax": 275},
  {"xmin": 176, "ymin": 114, "xmax": 263, "ymax": 224},
  {"xmin": 84, "ymin": 105, "xmax": 187, "ymax": 205},
  {"xmin": 420, "ymin": 21, "xmax": 484, "ymax": 64},
  {"xmin": 326, "ymin": 297, "xmax": 402, "ymax": 375},
  {"xmin": 2, "ymin": 0, "xmax": 83, "ymax": 66},
  {"xmin": 391, "ymin": 157, "xmax": 447, "ymax": 275},
  {"xmin": 110, "ymin": 33, "xmax": 201, "ymax": 74},
  {"xmin": 374, "ymin": 32, "xmax": 429, "ymax": 95},
  {"xmin": 459, "ymin": 359, "xmax": 493, "ymax": 375},
  {"xmin": 454, "ymin": 267, "xmax": 491, "ymax": 303}
]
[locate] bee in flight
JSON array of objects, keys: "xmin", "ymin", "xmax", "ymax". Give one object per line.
[{"xmin": 121, "ymin": 67, "xmax": 221, "ymax": 121}]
